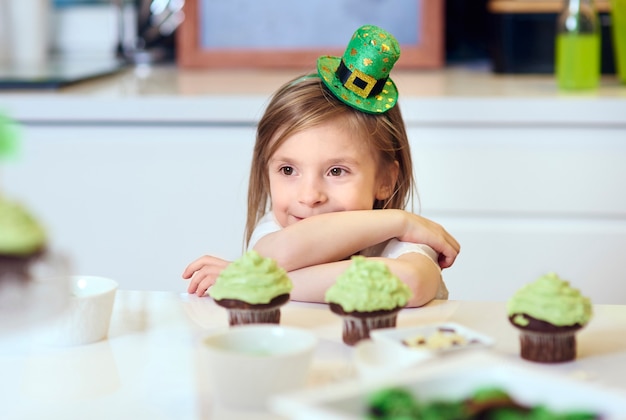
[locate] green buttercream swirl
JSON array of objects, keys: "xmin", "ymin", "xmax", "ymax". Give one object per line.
[
  {"xmin": 0, "ymin": 198, "xmax": 46, "ymax": 255},
  {"xmin": 325, "ymin": 256, "xmax": 412, "ymax": 312},
  {"xmin": 208, "ymin": 250, "xmax": 292, "ymax": 304},
  {"xmin": 507, "ymin": 272, "xmax": 592, "ymax": 327}
]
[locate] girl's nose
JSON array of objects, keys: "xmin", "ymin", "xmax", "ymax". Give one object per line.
[{"xmin": 298, "ymin": 178, "xmax": 327, "ymax": 207}]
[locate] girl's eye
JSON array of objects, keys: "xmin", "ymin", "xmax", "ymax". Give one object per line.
[
  {"xmin": 329, "ymin": 167, "xmax": 345, "ymax": 176},
  {"xmin": 280, "ymin": 166, "xmax": 294, "ymax": 175}
]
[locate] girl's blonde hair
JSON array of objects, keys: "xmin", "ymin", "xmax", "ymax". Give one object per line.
[{"xmin": 245, "ymin": 75, "xmax": 417, "ymax": 247}]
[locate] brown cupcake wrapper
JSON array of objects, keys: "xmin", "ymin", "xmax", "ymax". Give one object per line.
[
  {"xmin": 225, "ymin": 307, "xmax": 282, "ymax": 326},
  {"xmin": 339, "ymin": 310, "xmax": 400, "ymax": 346},
  {"xmin": 214, "ymin": 294, "xmax": 289, "ymax": 326},
  {"xmin": 0, "ymin": 249, "xmax": 47, "ymax": 282},
  {"xmin": 508, "ymin": 313, "xmax": 586, "ymax": 363},
  {"xmin": 517, "ymin": 329, "xmax": 578, "ymax": 363}
]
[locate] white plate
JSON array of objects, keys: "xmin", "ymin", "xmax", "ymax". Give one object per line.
[
  {"xmin": 270, "ymin": 352, "xmax": 626, "ymax": 420},
  {"xmin": 353, "ymin": 339, "xmax": 435, "ymax": 380},
  {"xmin": 370, "ymin": 321, "xmax": 495, "ymax": 355}
]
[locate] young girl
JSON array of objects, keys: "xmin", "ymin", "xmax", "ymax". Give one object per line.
[{"xmin": 183, "ymin": 25, "xmax": 460, "ymax": 307}]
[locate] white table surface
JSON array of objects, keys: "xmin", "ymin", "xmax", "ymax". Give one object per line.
[{"xmin": 1, "ymin": 290, "xmax": 626, "ymax": 420}]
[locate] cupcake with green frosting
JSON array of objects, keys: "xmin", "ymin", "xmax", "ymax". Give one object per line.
[
  {"xmin": 325, "ymin": 256, "xmax": 412, "ymax": 345},
  {"xmin": 507, "ymin": 272, "xmax": 592, "ymax": 363},
  {"xmin": 0, "ymin": 197, "xmax": 48, "ymax": 283},
  {"xmin": 1, "ymin": 114, "xmax": 48, "ymax": 284},
  {"xmin": 1, "ymin": 114, "xmax": 73, "ymax": 333},
  {"xmin": 209, "ymin": 250, "xmax": 293, "ymax": 326}
]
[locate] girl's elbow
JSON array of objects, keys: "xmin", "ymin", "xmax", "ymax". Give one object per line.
[
  {"xmin": 396, "ymin": 256, "xmax": 442, "ymax": 308},
  {"xmin": 402, "ymin": 271, "xmax": 441, "ymax": 308},
  {"xmin": 253, "ymin": 239, "xmax": 294, "ymax": 270},
  {"xmin": 406, "ymin": 289, "xmax": 436, "ymax": 308}
]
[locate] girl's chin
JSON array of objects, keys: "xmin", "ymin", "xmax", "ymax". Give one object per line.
[{"xmin": 274, "ymin": 214, "xmax": 298, "ymax": 226}]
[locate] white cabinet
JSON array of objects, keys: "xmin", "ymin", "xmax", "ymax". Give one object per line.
[
  {"xmin": 4, "ymin": 91, "xmax": 626, "ymax": 304},
  {"xmin": 5, "ymin": 125, "xmax": 255, "ymax": 292},
  {"xmin": 409, "ymin": 125, "xmax": 626, "ymax": 304}
]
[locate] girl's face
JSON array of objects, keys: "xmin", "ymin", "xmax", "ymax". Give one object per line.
[{"xmin": 268, "ymin": 119, "xmax": 396, "ymax": 228}]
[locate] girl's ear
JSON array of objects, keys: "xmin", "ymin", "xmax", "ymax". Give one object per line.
[{"xmin": 376, "ymin": 161, "xmax": 400, "ymax": 200}]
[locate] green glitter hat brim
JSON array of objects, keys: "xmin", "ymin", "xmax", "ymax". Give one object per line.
[{"xmin": 317, "ymin": 55, "xmax": 398, "ymax": 115}]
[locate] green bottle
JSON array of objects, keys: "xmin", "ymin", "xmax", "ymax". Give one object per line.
[
  {"xmin": 613, "ymin": 0, "xmax": 626, "ymax": 83},
  {"xmin": 555, "ymin": 0, "xmax": 600, "ymax": 90}
]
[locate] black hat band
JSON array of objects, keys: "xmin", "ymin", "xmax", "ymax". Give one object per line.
[{"xmin": 336, "ymin": 60, "xmax": 388, "ymax": 99}]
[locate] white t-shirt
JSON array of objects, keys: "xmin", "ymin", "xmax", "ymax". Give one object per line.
[{"xmin": 248, "ymin": 213, "xmax": 449, "ymax": 300}]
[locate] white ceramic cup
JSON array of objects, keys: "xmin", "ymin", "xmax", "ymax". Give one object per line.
[
  {"xmin": 202, "ymin": 325, "xmax": 318, "ymax": 410},
  {"xmin": 38, "ymin": 275, "xmax": 118, "ymax": 347}
]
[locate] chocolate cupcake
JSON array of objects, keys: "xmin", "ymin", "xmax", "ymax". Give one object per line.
[
  {"xmin": 0, "ymin": 197, "xmax": 47, "ymax": 284},
  {"xmin": 325, "ymin": 256, "xmax": 412, "ymax": 346},
  {"xmin": 507, "ymin": 272, "xmax": 592, "ymax": 363},
  {"xmin": 208, "ymin": 250, "xmax": 292, "ymax": 326},
  {"xmin": 1, "ymin": 115, "xmax": 47, "ymax": 286},
  {"xmin": 1, "ymin": 116, "xmax": 70, "ymax": 331},
  {"xmin": 0, "ymin": 196, "xmax": 72, "ymax": 332}
]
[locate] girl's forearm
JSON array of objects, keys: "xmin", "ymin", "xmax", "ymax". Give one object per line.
[
  {"xmin": 288, "ymin": 260, "xmax": 353, "ymax": 303},
  {"xmin": 253, "ymin": 209, "xmax": 405, "ymax": 271},
  {"xmin": 287, "ymin": 253, "xmax": 441, "ymax": 308}
]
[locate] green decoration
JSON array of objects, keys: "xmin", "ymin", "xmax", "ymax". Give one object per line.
[
  {"xmin": 317, "ymin": 25, "xmax": 400, "ymax": 114},
  {"xmin": 0, "ymin": 112, "xmax": 20, "ymax": 160}
]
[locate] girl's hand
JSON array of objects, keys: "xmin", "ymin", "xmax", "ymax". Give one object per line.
[
  {"xmin": 182, "ymin": 255, "xmax": 231, "ymax": 296},
  {"xmin": 398, "ymin": 211, "xmax": 460, "ymax": 269}
]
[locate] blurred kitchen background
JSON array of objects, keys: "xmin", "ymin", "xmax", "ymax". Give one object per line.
[
  {"xmin": 2, "ymin": 0, "xmax": 182, "ymax": 61},
  {"xmin": 0, "ymin": 0, "xmax": 622, "ymax": 87},
  {"xmin": 0, "ymin": 0, "xmax": 183, "ymax": 88}
]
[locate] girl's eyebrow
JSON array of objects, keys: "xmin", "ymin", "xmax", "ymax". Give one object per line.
[
  {"xmin": 326, "ymin": 156, "xmax": 361, "ymax": 166},
  {"xmin": 270, "ymin": 156, "xmax": 362, "ymax": 168},
  {"xmin": 268, "ymin": 155, "xmax": 294, "ymax": 165}
]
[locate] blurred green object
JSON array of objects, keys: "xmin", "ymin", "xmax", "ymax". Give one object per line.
[
  {"xmin": 0, "ymin": 112, "xmax": 20, "ymax": 160},
  {"xmin": 612, "ymin": 0, "xmax": 626, "ymax": 83},
  {"xmin": 555, "ymin": 0, "xmax": 600, "ymax": 90}
]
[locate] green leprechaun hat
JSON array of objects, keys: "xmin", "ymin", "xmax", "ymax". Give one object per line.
[{"xmin": 317, "ymin": 25, "xmax": 400, "ymax": 114}]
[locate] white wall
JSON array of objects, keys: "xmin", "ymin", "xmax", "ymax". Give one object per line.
[
  {"xmin": 408, "ymin": 125, "xmax": 626, "ymax": 303},
  {"xmin": 5, "ymin": 125, "xmax": 254, "ymax": 293},
  {"xmin": 4, "ymin": 96, "xmax": 626, "ymax": 304}
]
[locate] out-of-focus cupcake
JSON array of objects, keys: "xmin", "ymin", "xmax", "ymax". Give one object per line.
[
  {"xmin": 507, "ymin": 272, "xmax": 592, "ymax": 363},
  {"xmin": 0, "ymin": 115, "xmax": 46, "ymax": 285},
  {"xmin": 0, "ymin": 198, "xmax": 66, "ymax": 333},
  {"xmin": 0, "ymin": 197, "xmax": 47, "ymax": 284},
  {"xmin": 325, "ymin": 256, "xmax": 412, "ymax": 346},
  {"xmin": 1, "ymin": 114, "xmax": 69, "ymax": 332},
  {"xmin": 208, "ymin": 250, "xmax": 292, "ymax": 326}
]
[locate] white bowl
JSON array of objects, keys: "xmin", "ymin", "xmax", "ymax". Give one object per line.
[
  {"xmin": 39, "ymin": 275, "xmax": 118, "ymax": 346},
  {"xmin": 201, "ymin": 324, "xmax": 318, "ymax": 410}
]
